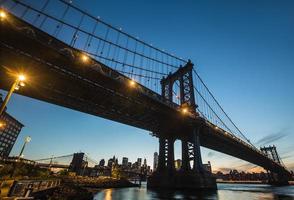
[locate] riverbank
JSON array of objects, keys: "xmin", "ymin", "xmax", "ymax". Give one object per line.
[
  {"xmin": 217, "ymin": 180, "xmax": 265, "ymax": 184},
  {"xmin": 63, "ymin": 176, "xmax": 139, "ymax": 188},
  {"xmin": 217, "ymin": 180, "xmax": 294, "ymax": 185},
  {"xmin": 33, "ymin": 176, "xmax": 138, "ymax": 199}
]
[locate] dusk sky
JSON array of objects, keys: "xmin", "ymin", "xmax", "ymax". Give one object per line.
[{"xmin": 1, "ymin": 0, "xmax": 294, "ymax": 172}]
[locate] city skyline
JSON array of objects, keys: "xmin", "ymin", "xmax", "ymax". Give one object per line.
[{"xmin": 1, "ymin": 0, "xmax": 294, "ymax": 173}]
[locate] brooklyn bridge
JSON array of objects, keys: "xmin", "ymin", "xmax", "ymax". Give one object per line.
[{"xmin": 0, "ymin": 0, "xmax": 291, "ymax": 189}]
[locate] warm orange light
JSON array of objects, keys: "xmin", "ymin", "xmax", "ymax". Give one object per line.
[
  {"xmin": 0, "ymin": 122, "xmax": 5, "ymax": 129},
  {"xmin": 0, "ymin": 11, "xmax": 6, "ymax": 19},
  {"xmin": 129, "ymin": 79, "xmax": 136, "ymax": 87},
  {"xmin": 18, "ymin": 74, "xmax": 25, "ymax": 81},
  {"xmin": 181, "ymin": 108, "xmax": 188, "ymax": 114},
  {"xmin": 215, "ymin": 126, "xmax": 219, "ymax": 130},
  {"xmin": 81, "ymin": 54, "xmax": 89, "ymax": 63},
  {"xmin": 19, "ymin": 82, "xmax": 25, "ymax": 87}
]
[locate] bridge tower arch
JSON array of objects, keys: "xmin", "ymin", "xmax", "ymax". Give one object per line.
[
  {"xmin": 260, "ymin": 145, "xmax": 290, "ymax": 185},
  {"xmin": 148, "ymin": 61, "xmax": 216, "ymax": 190},
  {"xmin": 161, "ymin": 60, "xmax": 197, "ymax": 114}
]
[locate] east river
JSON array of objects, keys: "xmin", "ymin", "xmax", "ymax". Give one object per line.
[{"xmin": 93, "ymin": 182, "xmax": 294, "ymax": 200}]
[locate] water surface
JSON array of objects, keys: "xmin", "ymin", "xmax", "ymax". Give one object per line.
[{"xmin": 93, "ymin": 182, "xmax": 294, "ymax": 200}]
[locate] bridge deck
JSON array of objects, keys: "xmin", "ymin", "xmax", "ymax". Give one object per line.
[{"xmin": 0, "ymin": 11, "xmax": 289, "ymax": 176}]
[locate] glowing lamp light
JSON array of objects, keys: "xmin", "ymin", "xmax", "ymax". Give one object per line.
[
  {"xmin": 20, "ymin": 82, "xmax": 25, "ymax": 87},
  {"xmin": 0, "ymin": 122, "xmax": 5, "ymax": 129},
  {"xmin": 215, "ymin": 126, "xmax": 219, "ymax": 130},
  {"xmin": 25, "ymin": 136, "xmax": 31, "ymax": 143},
  {"xmin": 18, "ymin": 75, "xmax": 25, "ymax": 81},
  {"xmin": 81, "ymin": 54, "xmax": 89, "ymax": 63},
  {"xmin": 181, "ymin": 108, "xmax": 188, "ymax": 114},
  {"xmin": 0, "ymin": 11, "xmax": 6, "ymax": 19},
  {"xmin": 129, "ymin": 79, "xmax": 136, "ymax": 87}
]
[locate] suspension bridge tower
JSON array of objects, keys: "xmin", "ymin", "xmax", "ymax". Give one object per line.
[{"xmin": 147, "ymin": 61, "xmax": 216, "ymax": 190}]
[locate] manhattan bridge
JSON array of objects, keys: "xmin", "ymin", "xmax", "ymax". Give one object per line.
[{"xmin": 0, "ymin": 0, "xmax": 291, "ymax": 189}]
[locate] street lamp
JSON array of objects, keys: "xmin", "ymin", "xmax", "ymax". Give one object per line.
[
  {"xmin": 0, "ymin": 10, "xmax": 7, "ymax": 20},
  {"xmin": 10, "ymin": 136, "xmax": 31, "ymax": 177},
  {"xmin": 129, "ymin": 79, "xmax": 136, "ymax": 88},
  {"xmin": 80, "ymin": 54, "xmax": 89, "ymax": 63},
  {"xmin": 181, "ymin": 107, "xmax": 188, "ymax": 114},
  {"xmin": 18, "ymin": 136, "xmax": 31, "ymax": 159},
  {"xmin": 0, "ymin": 121, "xmax": 5, "ymax": 130},
  {"xmin": 0, "ymin": 74, "xmax": 26, "ymax": 116}
]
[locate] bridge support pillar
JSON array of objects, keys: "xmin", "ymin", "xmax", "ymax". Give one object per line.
[
  {"xmin": 267, "ymin": 171, "xmax": 290, "ymax": 186},
  {"xmin": 167, "ymin": 138, "xmax": 175, "ymax": 173},
  {"xmin": 181, "ymin": 140, "xmax": 191, "ymax": 171},
  {"xmin": 148, "ymin": 129, "xmax": 216, "ymax": 190},
  {"xmin": 157, "ymin": 137, "xmax": 167, "ymax": 172},
  {"xmin": 193, "ymin": 128, "xmax": 203, "ymax": 172}
]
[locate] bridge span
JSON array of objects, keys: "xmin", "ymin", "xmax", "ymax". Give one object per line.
[{"xmin": 0, "ymin": 0, "xmax": 291, "ymax": 188}]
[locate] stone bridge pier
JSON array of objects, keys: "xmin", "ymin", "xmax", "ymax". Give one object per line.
[{"xmin": 147, "ymin": 128, "xmax": 216, "ymax": 190}]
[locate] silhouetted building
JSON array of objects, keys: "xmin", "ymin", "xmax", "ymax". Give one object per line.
[
  {"xmin": 214, "ymin": 169, "xmax": 269, "ymax": 181},
  {"xmin": 0, "ymin": 94, "xmax": 24, "ymax": 158},
  {"xmin": 69, "ymin": 152, "xmax": 87, "ymax": 175},
  {"xmin": 203, "ymin": 161, "xmax": 212, "ymax": 173},
  {"xmin": 137, "ymin": 158, "xmax": 142, "ymax": 168},
  {"xmin": 143, "ymin": 158, "xmax": 147, "ymax": 167},
  {"xmin": 107, "ymin": 158, "xmax": 113, "ymax": 167},
  {"xmin": 153, "ymin": 152, "xmax": 158, "ymax": 170},
  {"xmin": 107, "ymin": 156, "xmax": 117, "ymax": 167},
  {"xmin": 122, "ymin": 157, "xmax": 128, "ymax": 167},
  {"xmin": 99, "ymin": 159, "xmax": 105, "ymax": 167},
  {"xmin": 127, "ymin": 162, "xmax": 132, "ymax": 169},
  {"xmin": 132, "ymin": 161, "xmax": 138, "ymax": 169}
]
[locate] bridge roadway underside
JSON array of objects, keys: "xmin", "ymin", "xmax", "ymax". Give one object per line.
[{"xmin": 0, "ymin": 12, "xmax": 290, "ymax": 178}]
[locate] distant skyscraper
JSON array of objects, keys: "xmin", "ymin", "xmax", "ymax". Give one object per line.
[
  {"xmin": 137, "ymin": 158, "xmax": 142, "ymax": 167},
  {"xmin": 107, "ymin": 158, "xmax": 114, "ymax": 167},
  {"xmin": 99, "ymin": 159, "xmax": 105, "ymax": 167},
  {"xmin": 122, "ymin": 157, "xmax": 128, "ymax": 167},
  {"xmin": 127, "ymin": 162, "xmax": 132, "ymax": 168},
  {"xmin": 153, "ymin": 152, "xmax": 158, "ymax": 170},
  {"xmin": 203, "ymin": 161, "xmax": 212, "ymax": 173},
  {"xmin": 69, "ymin": 153, "xmax": 86, "ymax": 175},
  {"xmin": 0, "ymin": 94, "xmax": 24, "ymax": 158},
  {"xmin": 143, "ymin": 158, "xmax": 147, "ymax": 167}
]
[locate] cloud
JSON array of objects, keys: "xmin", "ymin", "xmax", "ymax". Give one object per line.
[
  {"xmin": 217, "ymin": 167, "xmax": 232, "ymax": 173},
  {"xmin": 234, "ymin": 163, "xmax": 254, "ymax": 169},
  {"xmin": 256, "ymin": 128, "xmax": 289, "ymax": 146},
  {"xmin": 281, "ymin": 154, "xmax": 294, "ymax": 160}
]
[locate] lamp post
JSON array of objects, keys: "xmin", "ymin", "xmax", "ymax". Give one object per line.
[
  {"xmin": 18, "ymin": 136, "xmax": 31, "ymax": 159},
  {"xmin": 0, "ymin": 74, "xmax": 26, "ymax": 116},
  {"xmin": 10, "ymin": 136, "xmax": 31, "ymax": 178}
]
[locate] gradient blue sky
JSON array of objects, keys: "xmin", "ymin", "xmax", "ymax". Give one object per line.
[{"xmin": 2, "ymin": 0, "xmax": 294, "ymax": 172}]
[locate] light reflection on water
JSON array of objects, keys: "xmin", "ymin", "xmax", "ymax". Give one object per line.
[{"xmin": 93, "ymin": 183, "xmax": 294, "ymax": 200}]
